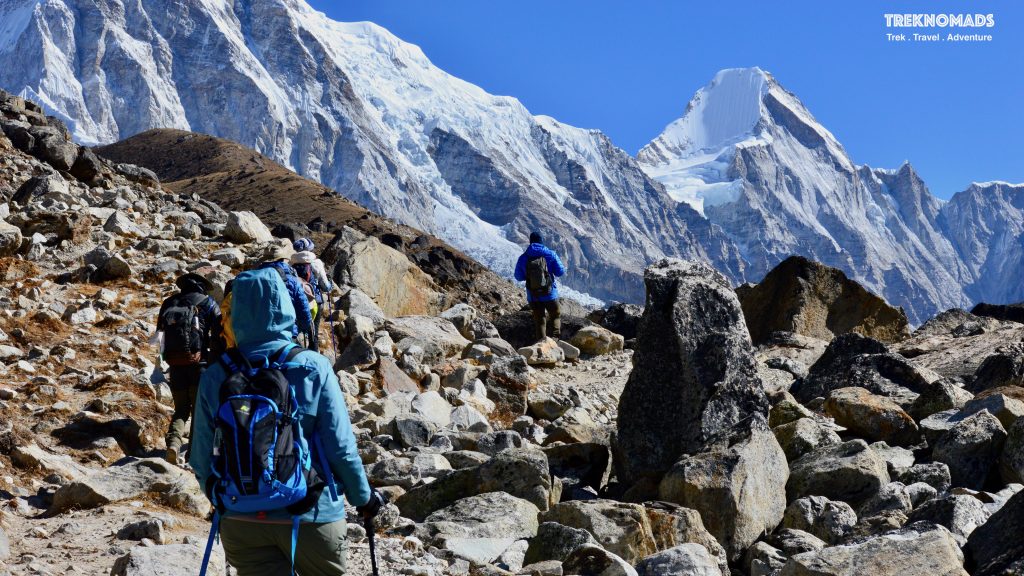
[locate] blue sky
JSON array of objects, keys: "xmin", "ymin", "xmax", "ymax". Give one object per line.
[{"xmin": 315, "ymin": 1, "xmax": 1022, "ymax": 198}]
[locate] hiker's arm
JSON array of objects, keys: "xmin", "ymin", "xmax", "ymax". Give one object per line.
[
  {"xmin": 548, "ymin": 250, "xmax": 566, "ymax": 277},
  {"xmin": 189, "ymin": 367, "xmax": 219, "ymax": 496},
  {"xmin": 287, "ymin": 276, "xmax": 314, "ymax": 331},
  {"xmin": 513, "ymin": 254, "xmax": 526, "ymax": 281},
  {"xmin": 315, "ymin": 364, "xmax": 372, "ymax": 506}
]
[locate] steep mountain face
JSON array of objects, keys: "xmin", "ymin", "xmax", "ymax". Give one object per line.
[
  {"xmin": 639, "ymin": 68, "xmax": 1019, "ymax": 323},
  {"xmin": 0, "ymin": 0, "xmax": 744, "ymax": 304}
]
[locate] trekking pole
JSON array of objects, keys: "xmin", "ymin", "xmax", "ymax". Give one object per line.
[{"xmin": 364, "ymin": 516, "xmax": 379, "ymax": 576}]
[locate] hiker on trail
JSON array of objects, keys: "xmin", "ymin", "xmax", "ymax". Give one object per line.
[
  {"xmin": 514, "ymin": 231, "xmax": 566, "ymax": 342},
  {"xmin": 156, "ymin": 273, "xmax": 223, "ymax": 465},
  {"xmin": 258, "ymin": 239, "xmax": 315, "ymax": 347},
  {"xmin": 190, "ymin": 268, "xmax": 385, "ymax": 576},
  {"xmin": 291, "ymin": 238, "xmax": 333, "ymax": 351}
]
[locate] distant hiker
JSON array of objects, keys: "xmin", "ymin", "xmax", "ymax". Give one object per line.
[
  {"xmin": 190, "ymin": 268, "xmax": 384, "ymax": 576},
  {"xmin": 156, "ymin": 273, "xmax": 223, "ymax": 465},
  {"xmin": 291, "ymin": 238, "xmax": 333, "ymax": 351},
  {"xmin": 257, "ymin": 239, "xmax": 315, "ymax": 347},
  {"xmin": 514, "ymin": 232, "xmax": 566, "ymax": 341}
]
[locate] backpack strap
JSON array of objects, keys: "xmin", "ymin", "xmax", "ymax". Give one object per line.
[
  {"xmin": 290, "ymin": 515, "xmax": 301, "ymax": 576},
  {"xmin": 313, "ymin": 432, "xmax": 340, "ymax": 502}
]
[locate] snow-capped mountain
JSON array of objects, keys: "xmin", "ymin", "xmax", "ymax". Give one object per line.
[
  {"xmin": 0, "ymin": 0, "xmax": 743, "ymax": 304},
  {"xmin": 638, "ymin": 67, "xmax": 1022, "ymax": 323},
  {"xmin": 1, "ymin": 2, "xmax": 1019, "ymax": 321}
]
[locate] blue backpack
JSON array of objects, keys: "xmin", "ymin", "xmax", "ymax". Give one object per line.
[{"xmin": 199, "ymin": 343, "xmax": 338, "ymax": 576}]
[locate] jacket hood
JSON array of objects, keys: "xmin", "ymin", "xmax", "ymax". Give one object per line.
[{"xmin": 231, "ymin": 268, "xmax": 296, "ymax": 345}]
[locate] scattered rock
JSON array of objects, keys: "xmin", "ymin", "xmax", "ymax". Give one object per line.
[
  {"xmin": 635, "ymin": 543, "xmax": 723, "ymax": 576},
  {"xmin": 224, "ymin": 210, "xmax": 274, "ymax": 243},
  {"xmin": 932, "ymin": 410, "xmax": 1006, "ymax": 489},
  {"xmin": 787, "ymin": 440, "xmax": 890, "ymax": 506},
  {"xmin": 569, "ymin": 325, "xmax": 624, "ymax": 356},
  {"xmin": 824, "ymin": 387, "xmax": 920, "ymax": 446}
]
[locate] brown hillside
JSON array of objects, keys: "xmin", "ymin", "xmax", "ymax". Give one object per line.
[{"xmin": 96, "ymin": 129, "xmax": 523, "ymax": 315}]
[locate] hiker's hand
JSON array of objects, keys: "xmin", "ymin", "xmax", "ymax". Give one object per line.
[{"xmin": 357, "ymin": 488, "xmax": 386, "ymax": 520}]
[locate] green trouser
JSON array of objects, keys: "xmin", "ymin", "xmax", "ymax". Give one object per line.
[
  {"xmin": 165, "ymin": 365, "xmax": 202, "ymax": 451},
  {"xmin": 220, "ymin": 518, "xmax": 348, "ymax": 576},
  {"xmin": 530, "ymin": 299, "xmax": 561, "ymax": 341}
]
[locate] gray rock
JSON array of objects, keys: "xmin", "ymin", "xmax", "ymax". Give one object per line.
[
  {"xmin": 477, "ymin": 430, "xmax": 523, "ymax": 456},
  {"xmin": 397, "ymin": 448, "xmax": 551, "ymax": 521},
  {"xmin": 966, "ymin": 490, "xmax": 1024, "ymax": 576},
  {"xmin": 635, "ymin": 544, "xmax": 723, "ymax": 576},
  {"xmin": 0, "ymin": 526, "xmax": 9, "ymax": 562},
  {"xmin": 908, "ymin": 379, "xmax": 973, "ymax": 421},
  {"xmin": 782, "ymin": 496, "xmax": 857, "ymax": 544},
  {"xmin": 518, "ymin": 338, "xmax": 565, "ymax": 367},
  {"xmin": 385, "ymin": 316, "xmax": 470, "ymax": 359},
  {"xmin": 746, "ymin": 541, "xmax": 786, "ymax": 576},
  {"xmin": 779, "ymin": 523, "xmax": 967, "ymax": 576},
  {"xmin": 907, "ymin": 494, "xmax": 989, "ymax": 546},
  {"xmin": 539, "ymin": 499, "xmax": 655, "ymax": 564},
  {"xmin": 443, "ymin": 450, "xmax": 490, "ymax": 470},
  {"xmin": 523, "ymin": 522, "xmax": 599, "ymax": 564},
  {"xmin": 0, "ymin": 220, "xmax": 23, "ymax": 257},
  {"xmin": 483, "ymin": 355, "xmax": 535, "ymax": 417},
  {"xmin": 905, "ymin": 482, "xmax": 938, "ymax": 508},
  {"xmin": 420, "ymin": 491, "xmax": 540, "ymax": 542},
  {"xmin": 959, "ymin": 392, "xmax": 1024, "ymax": 429},
  {"xmin": 868, "ymin": 442, "xmax": 916, "ymax": 473},
  {"xmin": 340, "ymin": 288, "xmax": 386, "ymax": 328},
  {"xmin": 51, "ymin": 457, "xmax": 208, "ymax": 516},
  {"xmin": 411, "ymin": 391, "xmax": 453, "ymax": 428},
  {"xmin": 932, "ymin": 410, "xmax": 1006, "ymax": 489},
  {"xmin": 766, "ymin": 528, "xmax": 827, "ymax": 556},
  {"xmin": 117, "ymin": 519, "xmax": 165, "ymax": 543},
  {"xmin": 787, "ymin": 440, "xmax": 890, "ymax": 506},
  {"xmin": 441, "ymin": 303, "xmax": 477, "ymax": 340},
  {"xmin": 367, "ymin": 457, "xmax": 415, "ymax": 489},
  {"xmin": 616, "ymin": 259, "xmax": 769, "ymax": 484},
  {"xmin": 773, "ymin": 417, "xmax": 842, "ymax": 462},
  {"xmin": 658, "ymin": 418, "xmax": 788, "ymax": 560},
  {"xmin": 528, "ymin": 390, "xmax": 575, "ymax": 421},
  {"xmin": 224, "ymin": 210, "xmax": 273, "ymax": 243},
  {"xmin": 562, "ymin": 545, "xmax": 638, "ymax": 576},
  {"xmin": 392, "ymin": 414, "xmax": 438, "ymax": 448},
  {"xmin": 858, "ymin": 482, "xmax": 912, "ymax": 518},
  {"xmin": 919, "ymin": 409, "xmax": 959, "ymax": 446},
  {"xmin": 793, "ymin": 333, "xmax": 933, "ymax": 407},
  {"xmin": 824, "ymin": 387, "xmax": 920, "ymax": 446},
  {"xmin": 1001, "ymin": 417, "xmax": 1024, "ymax": 483},
  {"xmin": 110, "ymin": 543, "xmax": 224, "ymax": 576},
  {"xmin": 641, "ymin": 501, "xmax": 729, "ymax": 574},
  {"xmin": 542, "ymin": 443, "xmax": 610, "ymax": 495},
  {"xmin": 449, "ymin": 405, "xmax": 492, "ymax": 433},
  {"xmin": 895, "ymin": 462, "xmax": 951, "ymax": 492},
  {"xmin": 569, "ymin": 325, "xmax": 624, "ymax": 356}
]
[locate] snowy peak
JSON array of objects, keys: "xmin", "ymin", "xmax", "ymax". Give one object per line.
[{"xmin": 638, "ymin": 67, "xmax": 770, "ymax": 166}]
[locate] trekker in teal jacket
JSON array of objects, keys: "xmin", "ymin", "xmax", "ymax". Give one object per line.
[{"xmin": 190, "ymin": 268, "xmax": 383, "ymax": 575}]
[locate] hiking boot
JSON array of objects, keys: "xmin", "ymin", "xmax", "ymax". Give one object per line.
[{"xmin": 165, "ymin": 446, "xmax": 180, "ymax": 465}]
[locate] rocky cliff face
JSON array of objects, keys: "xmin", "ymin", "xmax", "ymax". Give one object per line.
[
  {"xmin": 0, "ymin": 0, "xmax": 744, "ymax": 305},
  {"xmin": 639, "ymin": 68, "xmax": 1022, "ymax": 324}
]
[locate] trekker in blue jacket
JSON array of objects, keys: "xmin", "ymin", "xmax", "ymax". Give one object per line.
[
  {"xmin": 514, "ymin": 232, "xmax": 567, "ymax": 342},
  {"xmin": 190, "ymin": 268, "xmax": 383, "ymax": 575},
  {"xmin": 257, "ymin": 240, "xmax": 314, "ymax": 346}
]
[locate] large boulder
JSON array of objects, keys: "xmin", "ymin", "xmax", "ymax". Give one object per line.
[
  {"xmin": 483, "ymin": 355, "xmax": 536, "ymax": 417},
  {"xmin": 787, "ymin": 440, "xmax": 890, "ymax": 506},
  {"xmin": 346, "ymin": 234, "xmax": 446, "ymax": 316},
  {"xmin": 418, "ymin": 492, "xmax": 540, "ymax": 565},
  {"xmin": 772, "ymin": 417, "xmax": 842, "ymax": 462},
  {"xmin": 824, "ymin": 387, "xmax": 920, "ymax": 446},
  {"xmin": 570, "ymin": 325, "xmax": 625, "ymax": 356},
  {"xmin": 224, "ymin": 210, "xmax": 274, "ymax": 243},
  {"xmin": 643, "ymin": 502, "xmax": 729, "ymax": 575},
  {"xmin": 518, "ymin": 337, "xmax": 565, "ymax": 367},
  {"xmin": 591, "ymin": 302, "xmax": 644, "ymax": 340},
  {"xmin": 1001, "ymin": 417, "xmax": 1024, "ymax": 483},
  {"xmin": 931, "ymin": 410, "xmax": 1006, "ymax": 489},
  {"xmin": 782, "ymin": 496, "xmax": 858, "ymax": 545},
  {"xmin": 736, "ymin": 256, "xmax": 910, "ymax": 345},
  {"xmin": 0, "ymin": 220, "xmax": 23, "ymax": 257},
  {"xmin": 635, "ymin": 544, "xmax": 723, "ymax": 576},
  {"xmin": 51, "ymin": 457, "xmax": 209, "ymax": 516},
  {"xmin": 906, "ymin": 494, "xmax": 989, "ymax": 546},
  {"xmin": 616, "ymin": 259, "xmax": 769, "ymax": 484},
  {"xmin": 966, "ymin": 490, "xmax": 1024, "ymax": 576},
  {"xmin": 110, "ymin": 542, "xmax": 225, "ymax": 576},
  {"xmin": 779, "ymin": 523, "xmax": 968, "ymax": 576},
  {"xmin": 539, "ymin": 499, "xmax": 655, "ymax": 564},
  {"xmin": 396, "ymin": 448, "xmax": 551, "ymax": 521},
  {"xmin": 385, "ymin": 316, "xmax": 470, "ymax": 360},
  {"xmin": 658, "ymin": 418, "xmax": 788, "ymax": 560},
  {"xmin": 523, "ymin": 522, "xmax": 599, "ymax": 564},
  {"xmin": 971, "ymin": 301, "xmax": 1024, "ymax": 324},
  {"xmin": 792, "ymin": 333, "xmax": 934, "ymax": 406},
  {"xmin": 563, "ymin": 545, "xmax": 639, "ymax": 576}
]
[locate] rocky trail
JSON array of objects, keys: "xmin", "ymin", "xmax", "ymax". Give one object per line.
[{"xmin": 1, "ymin": 88, "xmax": 1023, "ymax": 576}]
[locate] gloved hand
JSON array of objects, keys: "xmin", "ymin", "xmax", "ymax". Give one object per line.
[{"xmin": 356, "ymin": 488, "xmax": 387, "ymax": 521}]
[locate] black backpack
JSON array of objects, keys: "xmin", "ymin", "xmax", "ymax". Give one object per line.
[
  {"xmin": 160, "ymin": 292, "xmax": 208, "ymax": 366},
  {"xmin": 526, "ymin": 256, "xmax": 553, "ymax": 298}
]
